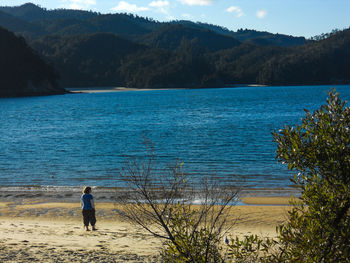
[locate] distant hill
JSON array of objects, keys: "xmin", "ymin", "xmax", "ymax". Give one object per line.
[
  {"xmin": 0, "ymin": 3, "xmax": 97, "ymax": 21},
  {"xmin": 0, "ymin": 3, "xmax": 348, "ymax": 90},
  {"xmin": 28, "ymin": 27, "xmax": 350, "ymax": 89},
  {"xmin": 0, "ymin": 26, "xmax": 65, "ymax": 97},
  {"xmin": 0, "ymin": 3, "xmax": 306, "ymax": 48},
  {"xmin": 137, "ymin": 24, "xmax": 241, "ymax": 51},
  {"xmin": 118, "ymin": 38, "xmax": 221, "ymax": 89},
  {"xmin": 231, "ymin": 29, "xmax": 307, "ymax": 47},
  {"xmin": 171, "ymin": 21, "xmax": 308, "ymax": 47},
  {"xmin": 31, "ymin": 33, "xmax": 146, "ymax": 87},
  {"xmin": 32, "ymin": 14, "xmax": 151, "ymax": 38},
  {"xmin": 258, "ymin": 29, "xmax": 350, "ymax": 85},
  {"xmin": 119, "ymin": 29, "xmax": 350, "ymax": 88},
  {"xmin": 0, "ymin": 10, "xmax": 45, "ymax": 37}
]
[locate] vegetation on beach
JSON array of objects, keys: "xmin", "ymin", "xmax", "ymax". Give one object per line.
[
  {"xmin": 117, "ymin": 144, "xmax": 239, "ymax": 262},
  {"xmin": 227, "ymin": 90, "xmax": 350, "ymax": 262},
  {"xmin": 271, "ymin": 89, "xmax": 350, "ymax": 262}
]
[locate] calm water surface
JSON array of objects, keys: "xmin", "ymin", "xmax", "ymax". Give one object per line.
[{"xmin": 0, "ymin": 85, "xmax": 349, "ymax": 188}]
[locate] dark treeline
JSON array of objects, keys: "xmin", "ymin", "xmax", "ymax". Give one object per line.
[
  {"xmin": 258, "ymin": 30, "xmax": 350, "ymax": 85},
  {"xmin": 31, "ymin": 33, "xmax": 146, "ymax": 87},
  {"xmin": 0, "ymin": 3, "xmax": 349, "ymax": 90},
  {"xmin": 0, "ymin": 26, "xmax": 65, "ymax": 97}
]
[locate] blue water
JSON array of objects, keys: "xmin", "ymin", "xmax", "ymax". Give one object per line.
[{"xmin": 0, "ymin": 85, "xmax": 349, "ymax": 188}]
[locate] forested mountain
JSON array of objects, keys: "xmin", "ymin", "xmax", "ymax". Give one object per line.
[
  {"xmin": 0, "ymin": 3, "xmax": 97, "ymax": 21},
  {"xmin": 0, "ymin": 10, "xmax": 44, "ymax": 37},
  {"xmin": 106, "ymin": 29, "xmax": 350, "ymax": 88},
  {"xmin": 0, "ymin": 26, "xmax": 65, "ymax": 97},
  {"xmin": 0, "ymin": 3, "xmax": 305, "ymax": 47},
  {"xmin": 231, "ymin": 29, "xmax": 307, "ymax": 47},
  {"xmin": 170, "ymin": 22, "xmax": 308, "ymax": 47},
  {"xmin": 136, "ymin": 24, "xmax": 241, "ymax": 52},
  {"xmin": 119, "ymin": 38, "xmax": 220, "ymax": 89},
  {"xmin": 31, "ymin": 33, "xmax": 146, "ymax": 86},
  {"xmin": 258, "ymin": 29, "xmax": 350, "ymax": 85},
  {"xmin": 0, "ymin": 3, "xmax": 348, "ymax": 90}
]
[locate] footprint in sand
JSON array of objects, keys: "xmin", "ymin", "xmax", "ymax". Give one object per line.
[{"xmin": 96, "ymin": 244, "xmax": 105, "ymax": 248}]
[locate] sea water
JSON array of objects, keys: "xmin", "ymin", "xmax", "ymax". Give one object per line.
[{"xmin": 0, "ymin": 85, "xmax": 349, "ymax": 188}]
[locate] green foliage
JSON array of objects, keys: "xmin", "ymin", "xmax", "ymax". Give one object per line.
[
  {"xmin": 272, "ymin": 90, "xmax": 350, "ymax": 262},
  {"xmin": 227, "ymin": 90, "xmax": 350, "ymax": 263},
  {"xmin": 160, "ymin": 204, "xmax": 224, "ymax": 263},
  {"xmin": 227, "ymin": 234, "xmax": 277, "ymax": 263}
]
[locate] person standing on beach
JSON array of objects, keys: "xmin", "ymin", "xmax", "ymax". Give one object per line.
[{"xmin": 81, "ymin": 186, "xmax": 97, "ymax": 231}]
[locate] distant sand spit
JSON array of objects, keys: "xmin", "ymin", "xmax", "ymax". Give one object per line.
[
  {"xmin": 0, "ymin": 188, "xmax": 295, "ymax": 262},
  {"xmin": 67, "ymin": 87, "xmax": 170, "ymax": 93}
]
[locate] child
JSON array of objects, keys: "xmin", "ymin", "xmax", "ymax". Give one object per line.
[{"xmin": 81, "ymin": 186, "xmax": 97, "ymax": 231}]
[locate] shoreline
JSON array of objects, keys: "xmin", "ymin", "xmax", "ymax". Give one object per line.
[
  {"xmin": 0, "ymin": 185, "xmax": 300, "ymax": 205},
  {"xmin": 66, "ymin": 84, "xmax": 269, "ymax": 94},
  {"xmin": 65, "ymin": 84, "xmax": 350, "ymax": 94}
]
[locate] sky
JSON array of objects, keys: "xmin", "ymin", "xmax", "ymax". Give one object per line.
[{"xmin": 1, "ymin": 0, "xmax": 350, "ymax": 38}]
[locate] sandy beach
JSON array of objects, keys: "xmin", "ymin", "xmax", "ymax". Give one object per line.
[
  {"xmin": 67, "ymin": 87, "xmax": 171, "ymax": 93},
  {"xmin": 0, "ymin": 187, "xmax": 296, "ymax": 262}
]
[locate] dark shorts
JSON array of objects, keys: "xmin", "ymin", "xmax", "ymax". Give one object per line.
[{"xmin": 82, "ymin": 209, "xmax": 96, "ymax": 226}]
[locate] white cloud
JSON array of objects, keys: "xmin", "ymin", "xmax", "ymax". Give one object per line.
[
  {"xmin": 256, "ymin": 9, "xmax": 267, "ymax": 19},
  {"xmin": 179, "ymin": 0, "xmax": 212, "ymax": 6},
  {"xmin": 149, "ymin": 1, "xmax": 170, "ymax": 15},
  {"xmin": 111, "ymin": 1, "xmax": 149, "ymax": 12},
  {"xmin": 226, "ymin": 6, "xmax": 244, "ymax": 18},
  {"xmin": 61, "ymin": 0, "xmax": 96, "ymax": 10},
  {"xmin": 149, "ymin": 1, "xmax": 169, "ymax": 8}
]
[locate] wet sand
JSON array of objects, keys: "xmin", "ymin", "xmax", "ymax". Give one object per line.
[{"xmin": 0, "ymin": 187, "xmax": 297, "ymax": 262}]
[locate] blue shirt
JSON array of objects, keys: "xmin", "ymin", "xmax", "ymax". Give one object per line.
[{"xmin": 81, "ymin": 193, "xmax": 94, "ymax": 210}]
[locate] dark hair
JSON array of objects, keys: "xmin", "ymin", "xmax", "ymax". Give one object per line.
[{"xmin": 82, "ymin": 186, "xmax": 91, "ymax": 194}]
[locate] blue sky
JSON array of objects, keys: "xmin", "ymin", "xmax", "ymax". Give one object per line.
[{"xmin": 2, "ymin": 0, "xmax": 350, "ymax": 37}]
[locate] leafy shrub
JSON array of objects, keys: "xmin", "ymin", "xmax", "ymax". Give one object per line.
[{"xmin": 229, "ymin": 90, "xmax": 350, "ymax": 263}]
